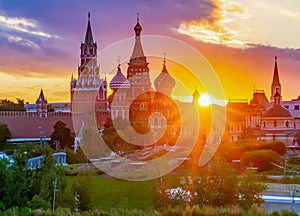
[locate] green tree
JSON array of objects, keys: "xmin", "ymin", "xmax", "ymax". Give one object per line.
[
  {"xmin": 0, "ymin": 160, "xmax": 13, "ymax": 211},
  {"xmin": 73, "ymin": 170, "xmax": 93, "ymax": 210},
  {"xmin": 0, "ymin": 99, "xmax": 25, "ymax": 111},
  {"xmin": 0, "ymin": 124, "xmax": 11, "ymax": 151},
  {"xmin": 195, "ymin": 158, "xmax": 239, "ymax": 207},
  {"xmin": 50, "ymin": 121, "xmax": 74, "ymax": 149},
  {"xmin": 239, "ymin": 169, "xmax": 267, "ymax": 210}
]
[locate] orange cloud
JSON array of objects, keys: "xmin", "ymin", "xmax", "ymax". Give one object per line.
[{"xmin": 177, "ymin": 0, "xmax": 249, "ymax": 48}]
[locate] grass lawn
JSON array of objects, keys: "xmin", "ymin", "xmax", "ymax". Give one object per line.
[{"xmin": 89, "ymin": 176, "xmax": 156, "ymax": 210}]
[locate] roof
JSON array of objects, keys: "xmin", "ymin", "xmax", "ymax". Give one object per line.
[
  {"xmin": 110, "ymin": 65, "xmax": 130, "ymax": 90},
  {"xmin": 84, "ymin": 12, "xmax": 94, "ymax": 45},
  {"xmin": 36, "ymin": 89, "xmax": 47, "ymax": 104},
  {"xmin": 263, "ymin": 105, "xmax": 293, "ymax": 118},
  {"xmin": 250, "ymin": 91, "xmax": 269, "ymax": 106},
  {"xmin": 272, "ymin": 56, "xmax": 280, "ymax": 85},
  {"xmin": 130, "ymin": 18, "xmax": 146, "ymax": 64}
]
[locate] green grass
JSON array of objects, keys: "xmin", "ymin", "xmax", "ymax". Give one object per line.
[{"xmin": 89, "ymin": 176, "xmax": 156, "ymax": 211}]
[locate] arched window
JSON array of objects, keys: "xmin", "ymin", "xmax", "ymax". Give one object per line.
[{"xmin": 286, "ymin": 121, "xmax": 289, "ymax": 127}]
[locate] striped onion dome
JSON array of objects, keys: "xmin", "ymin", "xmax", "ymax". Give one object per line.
[{"xmin": 109, "ymin": 64, "xmax": 130, "ymax": 90}]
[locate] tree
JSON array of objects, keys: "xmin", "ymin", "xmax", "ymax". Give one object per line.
[
  {"xmin": 240, "ymin": 150, "xmax": 279, "ymax": 172},
  {"xmin": 195, "ymin": 159, "xmax": 239, "ymax": 207},
  {"xmin": 0, "ymin": 99, "xmax": 25, "ymax": 111},
  {"xmin": 0, "ymin": 124, "xmax": 12, "ymax": 151},
  {"xmin": 239, "ymin": 169, "xmax": 267, "ymax": 210},
  {"xmin": 50, "ymin": 121, "xmax": 74, "ymax": 149}
]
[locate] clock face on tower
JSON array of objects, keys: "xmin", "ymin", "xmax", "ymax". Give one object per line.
[{"xmin": 81, "ymin": 65, "xmax": 89, "ymax": 77}]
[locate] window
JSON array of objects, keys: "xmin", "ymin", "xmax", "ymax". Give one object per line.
[
  {"xmin": 263, "ymin": 121, "xmax": 266, "ymax": 127},
  {"xmin": 274, "ymin": 120, "xmax": 277, "ymax": 127},
  {"xmin": 295, "ymin": 105, "xmax": 299, "ymax": 110},
  {"xmin": 286, "ymin": 121, "xmax": 289, "ymax": 127},
  {"xmin": 284, "ymin": 105, "xmax": 289, "ymax": 109}
]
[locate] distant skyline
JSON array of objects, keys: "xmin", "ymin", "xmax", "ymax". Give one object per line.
[{"xmin": 0, "ymin": 0, "xmax": 299, "ymax": 103}]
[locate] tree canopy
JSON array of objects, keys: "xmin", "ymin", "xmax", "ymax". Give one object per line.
[
  {"xmin": 50, "ymin": 121, "xmax": 74, "ymax": 149},
  {"xmin": 0, "ymin": 99, "xmax": 25, "ymax": 111},
  {"xmin": 0, "ymin": 124, "xmax": 12, "ymax": 151}
]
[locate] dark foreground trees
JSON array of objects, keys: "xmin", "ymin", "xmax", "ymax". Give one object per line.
[
  {"xmin": 156, "ymin": 159, "xmax": 266, "ymax": 210},
  {"xmin": 0, "ymin": 124, "xmax": 11, "ymax": 151},
  {"xmin": 0, "ymin": 146, "xmax": 92, "ymax": 212}
]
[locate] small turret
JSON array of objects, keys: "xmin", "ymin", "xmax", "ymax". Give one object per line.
[{"xmin": 36, "ymin": 89, "xmax": 48, "ymax": 118}]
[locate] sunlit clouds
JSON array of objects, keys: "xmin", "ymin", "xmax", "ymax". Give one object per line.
[
  {"xmin": 177, "ymin": 0, "xmax": 249, "ymax": 48},
  {"xmin": 0, "ymin": 14, "xmax": 60, "ymax": 49},
  {"xmin": 0, "ymin": 14, "xmax": 59, "ymax": 39},
  {"xmin": 177, "ymin": 0, "xmax": 300, "ymax": 49},
  {"xmin": 6, "ymin": 34, "xmax": 40, "ymax": 49}
]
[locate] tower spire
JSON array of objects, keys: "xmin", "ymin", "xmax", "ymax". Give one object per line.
[
  {"xmin": 272, "ymin": 56, "xmax": 280, "ymax": 85},
  {"xmin": 85, "ymin": 12, "xmax": 94, "ymax": 45},
  {"xmin": 270, "ymin": 56, "xmax": 281, "ymax": 102}
]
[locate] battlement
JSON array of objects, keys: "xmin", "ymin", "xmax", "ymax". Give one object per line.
[{"xmin": 0, "ymin": 111, "xmax": 71, "ymax": 117}]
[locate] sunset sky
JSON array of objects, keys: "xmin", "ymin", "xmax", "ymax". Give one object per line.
[{"xmin": 0, "ymin": 0, "xmax": 299, "ymax": 103}]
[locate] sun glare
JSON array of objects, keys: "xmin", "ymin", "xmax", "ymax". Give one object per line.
[{"xmin": 198, "ymin": 93, "xmax": 211, "ymax": 107}]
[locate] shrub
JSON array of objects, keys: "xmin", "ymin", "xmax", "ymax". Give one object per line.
[
  {"xmin": 240, "ymin": 150, "xmax": 279, "ymax": 172},
  {"xmin": 262, "ymin": 141, "xmax": 286, "ymax": 155}
]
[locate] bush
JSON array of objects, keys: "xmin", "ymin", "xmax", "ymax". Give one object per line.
[
  {"xmin": 262, "ymin": 141, "xmax": 286, "ymax": 155},
  {"xmin": 221, "ymin": 140, "xmax": 286, "ymax": 162},
  {"xmin": 240, "ymin": 150, "xmax": 279, "ymax": 172}
]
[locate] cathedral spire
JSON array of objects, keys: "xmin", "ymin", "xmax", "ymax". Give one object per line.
[
  {"xmin": 85, "ymin": 12, "xmax": 94, "ymax": 45},
  {"xmin": 130, "ymin": 13, "xmax": 145, "ymax": 61},
  {"xmin": 270, "ymin": 56, "xmax": 282, "ymax": 102},
  {"xmin": 272, "ymin": 56, "xmax": 280, "ymax": 85}
]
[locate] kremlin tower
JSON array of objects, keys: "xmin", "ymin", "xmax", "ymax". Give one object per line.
[{"xmin": 70, "ymin": 13, "xmax": 107, "ymax": 127}]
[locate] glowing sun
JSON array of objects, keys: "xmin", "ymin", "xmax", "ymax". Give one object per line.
[{"xmin": 198, "ymin": 93, "xmax": 211, "ymax": 107}]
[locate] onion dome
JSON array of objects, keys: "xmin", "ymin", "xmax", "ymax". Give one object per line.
[
  {"xmin": 109, "ymin": 64, "xmax": 130, "ymax": 90},
  {"xmin": 134, "ymin": 13, "xmax": 142, "ymax": 37},
  {"xmin": 154, "ymin": 60, "xmax": 175, "ymax": 95},
  {"xmin": 36, "ymin": 89, "xmax": 47, "ymax": 104}
]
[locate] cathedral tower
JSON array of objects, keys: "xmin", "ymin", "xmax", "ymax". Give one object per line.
[
  {"xmin": 270, "ymin": 56, "xmax": 282, "ymax": 102},
  {"xmin": 127, "ymin": 14, "xmax": 151, "ymax": 98}
]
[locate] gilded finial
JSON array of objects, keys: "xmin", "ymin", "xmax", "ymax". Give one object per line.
[
  {"xmin": 88, "ymin": 12, "xmax": 90, "ymax": 21},
  {"xmin": 137, "ymin": 12, "xmax": 140, "ymax": 22}
]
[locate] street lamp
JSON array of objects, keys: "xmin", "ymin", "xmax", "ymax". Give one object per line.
[
  {"xmin": 38, "ymin": 126, "xmax": 46, "ymax": 148},
  {"xmin": 52, "ymin": 178, "xmax": 58, "ymax": 212}
]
